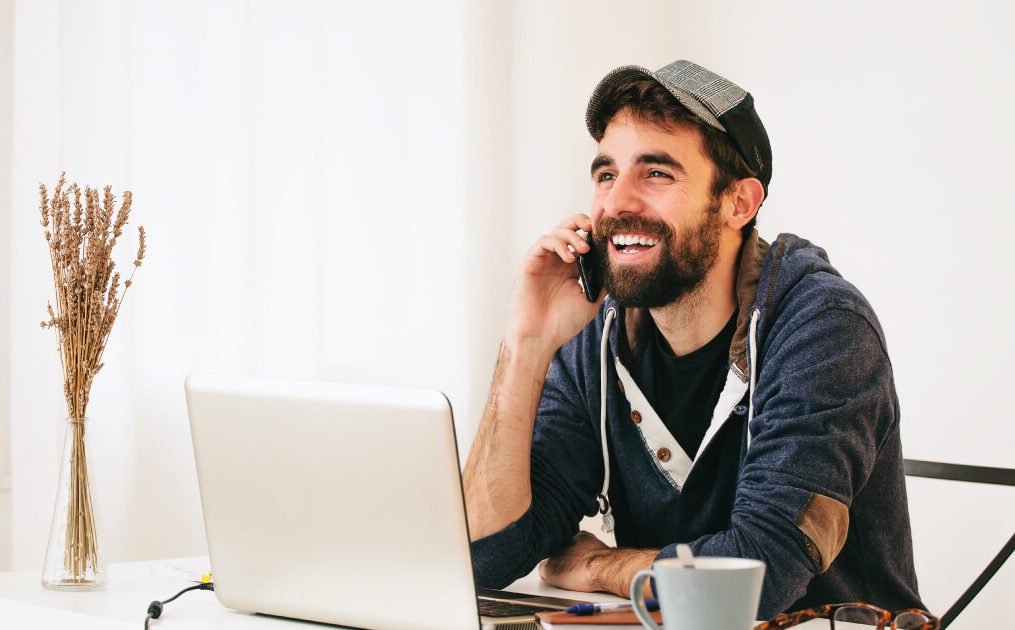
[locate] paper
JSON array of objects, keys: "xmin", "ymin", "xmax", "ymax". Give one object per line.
[{"xmin": 153, "ymin": 556, "xmax": 214, "ymax": 583}]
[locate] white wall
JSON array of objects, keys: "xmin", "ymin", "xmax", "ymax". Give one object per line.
[
  {"xmin": 462, "ymin": 1, "xmax": 514, "ymax": 428},
  {"xmin": 0, "ymin": 0, "xmax": 13, "ymax": 574},
  {"xmin": 1, "ymin": 0, "xmax": 1012, "ymax": 627}
]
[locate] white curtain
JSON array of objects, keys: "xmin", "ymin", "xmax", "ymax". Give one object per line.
[{"xmin": 3, "ymin": 0, "xmax": 492, "ymax": 569}]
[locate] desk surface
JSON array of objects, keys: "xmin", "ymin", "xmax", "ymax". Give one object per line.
[
  {"xmin": 0, "ymin": 557, "xmax": 832, "ymax": 629},
  {"xmin": 0, "ymin": 557, "xmax": 608, "ymax": 629}
]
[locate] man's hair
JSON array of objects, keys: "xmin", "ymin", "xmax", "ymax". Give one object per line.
[{"xmin": 588, "ymin": 77, "xmax": 760, "ymax": 234}]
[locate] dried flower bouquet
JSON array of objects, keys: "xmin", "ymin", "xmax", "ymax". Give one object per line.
[{"xmin": 38, "ymin": 172, "xmax": 145, "ymax": 588}]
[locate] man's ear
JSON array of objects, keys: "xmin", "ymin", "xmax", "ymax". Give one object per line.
[{"xmin": 724, "ymin": 178, "xmax": 764, "ymax": 230}]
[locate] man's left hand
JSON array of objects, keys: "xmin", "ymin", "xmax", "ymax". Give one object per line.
[
  {"xmin": 539, "ymin": 531, "xmax": 610, "ymax": 592},
  {"xmin": 539, "ymin": 531, "xmax": 658, "ymax": 596}
]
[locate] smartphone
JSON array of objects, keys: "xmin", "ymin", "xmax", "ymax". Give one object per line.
[{"xmin": 576, "ymin": 231, "xmax": 602, "ymax": 303}]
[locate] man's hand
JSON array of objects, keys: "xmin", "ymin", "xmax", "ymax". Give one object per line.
[
  {"xmin": 539, "ymin": 532, "xmax": 611, "ymax": 592},
  {"xmin": 539, "ymin": 532, "xmax": 658, "ymax": 597},
  {"xmin": 506, "ymin": 213, "xmax": 605, "ymax": 360}
]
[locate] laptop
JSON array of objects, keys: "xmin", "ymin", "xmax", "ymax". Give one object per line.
[{"xmin": 185, "ymin": 373, "xmax": 585, "ymax": 630}]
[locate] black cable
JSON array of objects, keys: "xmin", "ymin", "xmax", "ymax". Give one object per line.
[{"xmin": 144, "ymin": 582, "xmax": 214, "ymax": 629}]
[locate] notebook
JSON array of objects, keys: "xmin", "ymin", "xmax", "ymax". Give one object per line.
[
  {"xmin": 536, "ymin": 609, "xmax": 663, "ymax": 628},
  {"xmin": 185, "ymin": 373, "xmax": 586, "ymax": 630}
]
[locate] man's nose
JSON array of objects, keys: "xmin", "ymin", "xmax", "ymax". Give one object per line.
[{"xmin": 601, "ymin": 173, "xmax": 645, "ymax": 218}]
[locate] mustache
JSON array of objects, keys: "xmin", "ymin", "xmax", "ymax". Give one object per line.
[{"xmin": 592, "ymin": 215, "xmax": 674, "ymax": 244}]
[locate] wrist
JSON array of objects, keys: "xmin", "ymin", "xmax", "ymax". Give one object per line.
[
  {"xmin": 586, "ymin": 549, "xmax": 613, "ymax": 594},
  {"xmin": 501, "ymin": 335, "xmax": 556, "ymax": 375},
  {"xmin": 587, "ymin": 548, "xmax": 657, "ymax": 598}
]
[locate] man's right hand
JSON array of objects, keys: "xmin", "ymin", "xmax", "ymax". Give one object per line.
[{"xmin": 505, "ymin": 213, "xmax": 606, "ymax": 362}]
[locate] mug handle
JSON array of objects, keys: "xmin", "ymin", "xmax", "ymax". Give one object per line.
[{"xmin": 630, "ymin": 569, "xmax": 660, "ymax": 630}]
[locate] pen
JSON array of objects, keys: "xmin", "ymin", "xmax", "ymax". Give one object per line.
[{"xmin": 565, "ymin": 598, "xmax": 659, "ymax": 616}]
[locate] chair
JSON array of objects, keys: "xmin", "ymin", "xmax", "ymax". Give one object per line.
[{"xmin": 904, "ymin": 459, "xmax": 1015, "ymax": 629}]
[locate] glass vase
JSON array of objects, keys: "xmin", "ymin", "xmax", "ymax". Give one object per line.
[{"xmin": 41, "ymin": 417, "xmax": 107, "ymax": 590}]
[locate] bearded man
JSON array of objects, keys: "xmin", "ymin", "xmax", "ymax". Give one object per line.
[{"xmin": 461, "ymin": 60, "xmax": 924, "ymax": 618}]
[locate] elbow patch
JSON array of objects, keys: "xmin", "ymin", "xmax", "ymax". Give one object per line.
[{"xmin": 796, "ymin": 492, "xmax": 849, "ymax": 573}]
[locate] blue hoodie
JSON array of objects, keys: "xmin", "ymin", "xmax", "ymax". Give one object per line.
[{"xmin": 470, "ymin": 231, "xmax": 923, "ymax": 618}]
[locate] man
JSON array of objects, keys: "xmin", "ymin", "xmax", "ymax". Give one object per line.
[{"xmin": 461, "ymin": 59, "xmax": 923, "ymax": 618}]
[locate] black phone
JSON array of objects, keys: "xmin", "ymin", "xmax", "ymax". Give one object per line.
[{"xmin": 576, "ymin": 231, "xmax": 602, "ymax": 303}]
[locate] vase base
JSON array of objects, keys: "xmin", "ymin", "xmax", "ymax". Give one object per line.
[{"xmin": 42, "ymin": 579, "xmax": 108, "ymax": 592}]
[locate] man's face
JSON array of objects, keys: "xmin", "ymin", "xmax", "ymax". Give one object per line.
[{"xmin": 589, "ymin": 111, "xmax": 724, "ymax": 308}]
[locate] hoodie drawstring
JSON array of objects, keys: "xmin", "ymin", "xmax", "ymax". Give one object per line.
[
  {"xmin": 747, "ymin": 308, "xmax": 760, "ymax": 449},
  {"xmin": 598, "ymin": 307, "xmax": 617, "ymax": 533}
]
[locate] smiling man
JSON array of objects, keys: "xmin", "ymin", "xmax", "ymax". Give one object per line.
[{"xmin": 462, "ymin": 60, "xmax": 924, "ymax": 618}]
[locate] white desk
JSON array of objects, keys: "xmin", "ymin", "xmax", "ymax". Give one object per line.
[
  {"xmin": 0, "ymin": 557, "xmax": 605, "ymax": 629},
  {"xmin": 0, "ymin": 557, "xmax": 831, "ymax": 628}
]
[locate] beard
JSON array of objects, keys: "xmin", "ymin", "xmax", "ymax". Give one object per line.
[{"xmin": 592, "ymin": 200, "xmax": 723, "ymax": 308}]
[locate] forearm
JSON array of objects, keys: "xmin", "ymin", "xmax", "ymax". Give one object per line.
[
  {"xmin": 463, "ymin": 339, "xmax": 555, "ymax": 541},
  {"xmin": 588, "ymin": 548, "xmax": 658, "ymax": 598}
]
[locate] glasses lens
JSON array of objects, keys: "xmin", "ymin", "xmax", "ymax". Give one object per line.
[
  {"xmin": 894, "ymin": 612, "xmax": 932, "ymax": 629},
  {"xmin": 834, "ymin": 605, "xmax": 882, "ymax": 626}
]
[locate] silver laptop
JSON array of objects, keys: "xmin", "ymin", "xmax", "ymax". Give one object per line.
[{"xmin": 185, "ymin": 373, "xmax": 583, "ymax": 630}]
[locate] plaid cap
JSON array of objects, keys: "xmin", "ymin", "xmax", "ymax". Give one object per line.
[{"xmin": 586, "ymin": 60, "xmax": 772, "ymax": 198}]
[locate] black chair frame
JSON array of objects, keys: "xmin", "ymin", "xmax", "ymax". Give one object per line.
[{"xmin": 904, "ymin": 459, "xmax": 1015, "ymax": 629}]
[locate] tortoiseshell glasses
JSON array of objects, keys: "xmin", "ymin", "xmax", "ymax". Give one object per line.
[{"xmin": 754, "ymin": 602, "xmax": 940, "ymax": 629}]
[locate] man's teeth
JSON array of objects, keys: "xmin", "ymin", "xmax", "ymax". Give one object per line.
[{"xmin": 611, "ymin": 234, "xmax": 660, "ymax": 247}]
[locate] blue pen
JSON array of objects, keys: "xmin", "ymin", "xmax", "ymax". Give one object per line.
[{"xmin": 565, "ymin": 598, "xmax": 659, "ymax": 616}]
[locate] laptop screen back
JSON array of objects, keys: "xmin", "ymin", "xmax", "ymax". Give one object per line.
[{"xmin": 185, "ymin": 373, "xmax": 481, "ymax": 630}]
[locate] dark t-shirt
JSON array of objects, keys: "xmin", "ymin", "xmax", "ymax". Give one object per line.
[{"xmin": 630, "ymin": 313, "xmax": 737, "ymax": 459}]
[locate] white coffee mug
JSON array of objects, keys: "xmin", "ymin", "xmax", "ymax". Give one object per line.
[{"xmin": 630, "ymin": 556, "xmax": 765, "ymax": 630}]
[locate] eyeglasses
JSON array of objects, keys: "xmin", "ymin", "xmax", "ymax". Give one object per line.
[{"xmin": 754, "ymin": 602, "xmax": 940, "ymax": 630}]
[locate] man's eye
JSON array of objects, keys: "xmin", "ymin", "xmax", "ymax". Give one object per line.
[
  {"xmin": 648, "ymin": 169, "xmax": 672, "ymax": 178},
  {"xmin": 596, "ymin": 172, "xmax": 616, "ymax": 183}
]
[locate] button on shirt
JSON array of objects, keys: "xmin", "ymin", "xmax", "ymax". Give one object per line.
[{"xmin": 629, "ymin": 313, "xmax": 738, "ymax": 460}]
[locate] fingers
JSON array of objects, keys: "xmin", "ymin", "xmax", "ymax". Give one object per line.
[
  {"xmin": 538, "ymin": 230, "xmax": 589, "ymax": 263},
  {"xmin": 556, "ymin": 213, "xmax": 593, "ymax": 233},
  {"xmin": 534, "ymin": 214, "xmax": 594, "ymax": 263}
]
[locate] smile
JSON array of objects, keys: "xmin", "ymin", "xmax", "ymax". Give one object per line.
[{"xmin": 611, "ymin": 233, "xmax": 660, "ymax": 254}]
